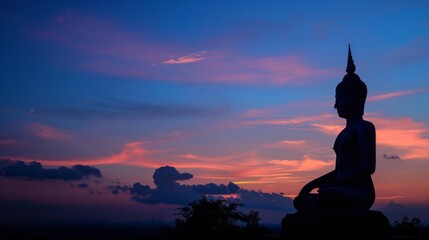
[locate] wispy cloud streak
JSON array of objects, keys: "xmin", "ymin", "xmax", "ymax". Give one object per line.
[
  {"xmin": 34, "ymin": 12, "xmax": 334, "ymax": 85},
  {"xmin": 243, "ymin": 114, "xmax": 337, "ymax": 126},
  {"xmin": 373, "ymin": 117, "xmax": 429, "ymax": 160},
  {"xmin": 368, "ymin": 88, "xmax": 429, "ymax": 102},
  {"xmin": 163, "ymin": 51, "xmax": 206, "ymax": 64},
  {"xmin": 269, "ymin": 155, "xmax": 333, "ymax": 172},
  {"xmin": 0, "ymin": 139, "xmax": 23, "ymax": 146},
  {"xmin": 27, "ymin": 123, "xmax": 71, "ymax": 141},
  {"xmin": 238, "ymin": 107, "xmax": 429, "ymax": 161}
]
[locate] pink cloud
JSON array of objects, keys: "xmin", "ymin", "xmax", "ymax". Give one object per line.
[
  {"xmin": 249, "ymin": 56, "xmax": 331, "ymax": 83},
  {"xmin": 34, "ymin": 12, "xmax": 335, "ymax": 85},
  {"xmin": 93, "ymin": 141, "xmax": 183, "ymax": 167},
  {"xmin": 192, "ymin": 55, "xmax": 335, "ymax": 85},
  {"xmin": 384, "ymin": 37, "xmax": 429, "ymax": 65},
  {"xmin": 84, "ymin": 48, "xmax": 334, "ymax": 85},
  {"xmin": 176, "ymin": 152, "xmax": 257, "ymax": 171},
  {"xmin": 280, "ymin": 140, "xmax": 307, "ymax": 145},
  {"xmin": 163, "ymin": 51, "xmax": 207, "ymax": 64},
  {"xmin": 244, "ymin": 114, "xmax": 337, "ymax": 126},
  {"xmin": 370, "ymin": 117, "xmax": 429, "ymax": 160},
  {"xmin": 368, "ymin": 88, "xmax": 429, "ymax": 102},
  {"xmin": 376, "ymin": 195, "xmax": 407, "ymax": 200},
  {"xmin": 238, "ymin": 108, "xmax": 279, "ymax": 118},
  {"xmin": 7, "ymin": 111, "xmax": 429, "ymax": 200},
  {"xmin": 263, "ymin": 139, "xmax": 308, "ymax": 149},
  {"xmin": 311, "ymin": 123, "xmax": 343, "ymax": 135},
  {"xmin": 303, "ymin": 114, "xmax": 429, "ymax": 160},
  {"xmin": 269, "ymin": 155, "xmax": 334, "ymax": 172},
  {"xmin": 164, "ymin": 151, "xmax": 285, "ymax": 184},
  {"xmin": 27, "ymin": 123, "xmax": 71, "ymax": 141},
  {"xmin": 104, "ymin": 141, "xmax": 148, "ymax": 164},
  {"xmin": 239, "ymin": 108, "xmax": 429, "ymax": 161},
  {"xmin": 0, "ymin": 138, "xmax": 24, "ymax": 146},
  {"xmin": 34, "ymin": 11, "xmax": 168, "ymax": 63},
  {"xmin": 174, "ymin": 151, "xmax": 333, "ymax": 188},
  {"xmin": 2, "ymin": 141, "xmax": 164, "ymax": 167}
]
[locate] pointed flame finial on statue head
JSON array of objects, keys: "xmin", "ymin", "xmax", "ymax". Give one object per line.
[
  {"xmin": 346, "ymin": 44, "xmax": 356, "ymax": 74},
  {"xmin": 338, "ymin": 44, "xmax": 368, "ymax": 116}
]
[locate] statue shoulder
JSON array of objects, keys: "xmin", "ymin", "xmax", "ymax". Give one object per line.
[
  {"xmin": 359, "ymin": 120, "xmax": 376, "ymax": 134},
  {"xmin": 362, "ymin": 120, "xmax": 375, "ymax": 129}
]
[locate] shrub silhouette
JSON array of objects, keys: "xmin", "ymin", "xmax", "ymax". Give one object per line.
[
  {"xmin": 173, "ymin": 195, "xmax": 267, "ymax": 239},
  {"xmin": 392, "ymin": 217, "xmax": 429, "ymax": 237}
]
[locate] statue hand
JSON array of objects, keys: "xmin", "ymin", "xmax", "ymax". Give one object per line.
[
  {"xmin": 299, "ymin": 184, "xmax": 314, "ymax": 196},
  {"xmin": 318, "ymin": 182, "xmax": 338, "ymax": 193}
]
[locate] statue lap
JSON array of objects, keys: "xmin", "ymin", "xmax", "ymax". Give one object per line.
[{"xmin": 281, "ymin": 208, "xmax": 391, "ymax": 239}]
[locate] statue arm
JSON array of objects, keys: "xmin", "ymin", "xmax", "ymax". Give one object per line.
[
  {"xmin": 335, "ymin": 122, "xmax": 376, "ymax": 186},
  {"xmin": 299, "ymin": 170, "xmax": 337, "ymax": 195}
]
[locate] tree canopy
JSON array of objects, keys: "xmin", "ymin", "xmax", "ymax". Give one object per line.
[{"xmin": 174, "ymin": 195, "xmax": 267, "ymax": 239}]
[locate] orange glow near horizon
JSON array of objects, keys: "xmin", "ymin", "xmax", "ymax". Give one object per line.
[{"xmin": 2, "ymin": 111, "xmax": 429, "ymax": 208}]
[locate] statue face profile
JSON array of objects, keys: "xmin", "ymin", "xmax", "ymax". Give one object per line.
[{"xmin": 334, "ymin": 89, "xmax": 355, "ymax": 119}]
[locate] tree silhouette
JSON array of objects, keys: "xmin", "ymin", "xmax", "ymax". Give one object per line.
[
  {"xmin": 173, "ymin": 195, "xmax": 267, "ymax": 239},
  {"xmin": 392, "ymin": 216, "xmax": 429, "ymax": 237}
]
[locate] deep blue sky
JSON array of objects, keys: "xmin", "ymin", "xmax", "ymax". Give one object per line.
[{"xmin": 1, "ymin": 0, "xmax": 429, "ymax": 224}]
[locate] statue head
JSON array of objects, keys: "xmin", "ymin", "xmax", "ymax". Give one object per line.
[{"xmin": 335, "ymin": 45, "xmax": 368, "ymax": 119}]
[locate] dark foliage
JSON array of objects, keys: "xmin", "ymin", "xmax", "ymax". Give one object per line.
[
  {"xmin": 391, "ymin": 217, "xmax": 429, "ymax": 238},
  {"xmin": 173, "ymin": 195, "xmax": 269, "ymax": 239}
]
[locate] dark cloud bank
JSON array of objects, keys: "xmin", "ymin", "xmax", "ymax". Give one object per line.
[
  {"xmin": 0, "ymin": 160, "xmax": 293, "ymax": 212},
  {"xmin": 0, "ymin": 159, "xmax": 102, "ymax": 180},
  {"xmin": 41, "ymin": 98, "xmax": 228, "ymax": 121},
  {"xmin": 109, "ymin": 165, "xmax": 294, "ymax": 212},
  {"xmin": 1, "ymin": 161, "xmax": 427, "ymax": 225}
]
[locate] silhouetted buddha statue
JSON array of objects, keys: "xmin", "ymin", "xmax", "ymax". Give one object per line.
[{"xmin": 293, "ymin": 45, "xmax": 376, "ymax": 211}]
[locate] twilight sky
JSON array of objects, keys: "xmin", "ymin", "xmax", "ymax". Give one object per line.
[{"xmin": 1, "ymin": 0, "xmax": 429, "ymax": 225}]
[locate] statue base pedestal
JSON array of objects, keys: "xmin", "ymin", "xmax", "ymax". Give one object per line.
[{"xmin": 281, "ymin": 209, "xmax": 391, "ymax": 239}]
